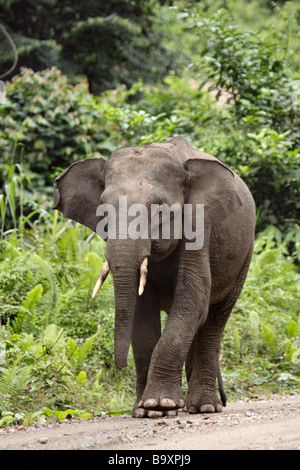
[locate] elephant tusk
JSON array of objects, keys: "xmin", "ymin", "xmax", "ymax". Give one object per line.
[
  {"xmin": 138, "ymin": 257, "xmax": 148, "ymax": 296},
  {"xmin": 92, "ymin": 260, "xmax": 110, "ymax": 298}
]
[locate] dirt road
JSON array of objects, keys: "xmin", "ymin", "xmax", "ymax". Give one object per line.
[{"xmin": 0, "ymin": 394, "xmax": 299, "ymax": 451}]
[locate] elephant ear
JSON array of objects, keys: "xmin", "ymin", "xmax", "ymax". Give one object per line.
[
  {"xmin": 53, "ymin": 157, "xmax": 106, "ymax": 232},
  {"xmin": 182, "ymin": 142, "xmax": 243, "ymax": 227}
]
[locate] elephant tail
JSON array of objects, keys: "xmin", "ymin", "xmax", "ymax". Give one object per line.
[{"xmin": 217, "ymin": 363, "xmax": 227, "ymax": 407}]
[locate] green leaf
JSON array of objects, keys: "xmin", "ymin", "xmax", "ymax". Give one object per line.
[
  {"xmin": 76, "ymin": 371, "xmax": 86, "ymax": 383},
  {"xmin": 51, "ymin": 409, "xmax": 92, "ymax": 420},
  {"xmin": 22, "ymin": 284, "xmax": 43, "ymax": 310},
  {"xmin": 0, "ymin": 415, "xmax": 15, "ymax": 427},
  {"xmin": 287, "ymin": 321, "xmax": 298, "ymax": 337},
  {"xmin": 33, "ymin": 139, "xmax": 46, "ymax": 150},
  {"xmin": 0, "ymin": 194, "xmax": 5, "ymax": 223},
  {"xmin": 106, "ymin": 410, "xmax": 132, "ymax": 416}
]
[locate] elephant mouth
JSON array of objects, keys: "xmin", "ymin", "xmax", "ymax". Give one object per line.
[
  {"xmin": 92, "ymin": 256, "xmax": 148, "ymax": 298},
  {"xmin": 92, "ymin": 233, "xmax": 178, "ymax": 298}
]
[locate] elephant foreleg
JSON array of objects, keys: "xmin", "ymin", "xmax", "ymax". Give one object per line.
[{"xmin": 131, "ymin": 283, "xmax": 161, "ymax": 417}]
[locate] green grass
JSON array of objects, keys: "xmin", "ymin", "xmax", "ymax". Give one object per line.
[{"xmin": 222, "ymin": 226, "xmax": 300, "ymax": 399}]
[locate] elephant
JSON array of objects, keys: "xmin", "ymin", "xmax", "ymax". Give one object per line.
[{"xmin": 53, "ymin": 136, "xmax": 255, "ymax": 418}]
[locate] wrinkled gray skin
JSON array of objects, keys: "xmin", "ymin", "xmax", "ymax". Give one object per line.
[{"xmin": 54, "ymin": 137, "xmax": 255, "ymax": 418}]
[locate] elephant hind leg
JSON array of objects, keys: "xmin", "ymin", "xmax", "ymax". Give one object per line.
[{"xmin": 185, "ymin": 246, "xmax": 253, "ymax": 414}]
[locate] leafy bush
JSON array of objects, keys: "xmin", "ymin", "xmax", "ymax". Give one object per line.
[
  {"xmin": 0, "ymin": 321, "xmax": 114, "ymax": 417},
  {"xmin": 182, "ymin": 7, "xmax": 300, "ymax": 233},
  {"xmin": 0, "ymin": 67, "xmax": 108, "ymax": 191},
  {"xmin": 187, "ymin": 9, "xmax": 286, "ymax": 111},
  {"xmin": 0, "ymin": 210, "xmax": 135, "ymax": 419},
  {"xmin": 0, "ymin": 216, "xmax": 112, "ymax": 336},
  {"xmin": 204, "ymin": 127, "xmax": 300, "ymax": 232},
  {"xmin": 223, "ymin": 227, "xmax": 300, "ymax": 396}
]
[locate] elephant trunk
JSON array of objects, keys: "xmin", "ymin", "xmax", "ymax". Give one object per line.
[
  {"xmin": 104, "ymin": 239, "xmax": 150, "ymax": 370},
  {"xmin": 112, "ymin": 266, "xmax": 138, "ymax": 369}
]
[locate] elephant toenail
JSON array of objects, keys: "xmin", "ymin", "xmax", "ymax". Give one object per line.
[
  {"xmin": 133, "ymin": 408, "xmax": 146, "ymax": 418},
  {"xmin": 188, "ymin": 405, "xmax": 198, "ymax": 414},
  {"xmin": 166, "ymin": 410, "xmax": 178, "ymax": 417},
  {"xmin": 216, "ymin": 404, "xmax": 223, "ymax": 413},
  {"xmin": 179, "ymin": 399, "xmax": 185, "ymax": 408},
  {"xmin": 200, "ymin": 404, "xmax": 215, "ymax": 413},
  {"xmin": 148, "ymin": 410, "xmax": 163, "ymax": 418},
  {"xmin": 160, "ymin": 398, "xmax": 176, "ymax": 409},
  {"xmin": 144, "ymin": 398, "xmax": 158, "ymax": 409}
]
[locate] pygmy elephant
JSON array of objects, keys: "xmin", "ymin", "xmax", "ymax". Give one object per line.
[{"xmin": 53, "ymin": 136, "xmax": 255, "ymax": 418}]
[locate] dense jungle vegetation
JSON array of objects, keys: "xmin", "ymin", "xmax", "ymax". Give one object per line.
[{"xmin": 0, "ymin": 0, "xmax": 299, "ymax": 426}]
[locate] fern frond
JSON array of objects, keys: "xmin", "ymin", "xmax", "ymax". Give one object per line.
[
  {"xmin": 30, "ymin": 254, "xmax": 59, "ymax": 324},
  {"xmin": 0, "ymin": 362, "xmax": 32, "ymax": 410}
]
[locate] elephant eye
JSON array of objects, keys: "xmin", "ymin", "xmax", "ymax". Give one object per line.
[
  {"xmin": 100, "ymin": 189, "xmax": 114, "ymax": 205},
  {"xmin": 99, "ymin": 192, "xmax": 108, "ymax": 205},
  {"xmin": 184, "ymin": 170, "xmax": 191, "ymax": 185}
]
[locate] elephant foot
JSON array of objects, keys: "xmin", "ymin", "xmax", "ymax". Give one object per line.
[
  {"xmin": 185, "ymin": 392, "xmax": 223, "ymax": 414},
  {"xmin": 132, "ymin": 387, "xmax": 185, "ymax": 418}
]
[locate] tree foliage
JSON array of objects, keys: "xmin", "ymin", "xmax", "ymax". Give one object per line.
[{"xmin": 0, "ymin": 0, "xmax": 180, "ymax": 93}]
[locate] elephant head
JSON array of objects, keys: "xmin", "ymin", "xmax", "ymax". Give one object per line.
[{"xmin": 53, "ymin": 137, "xmax": 242, "ymax": 370}]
